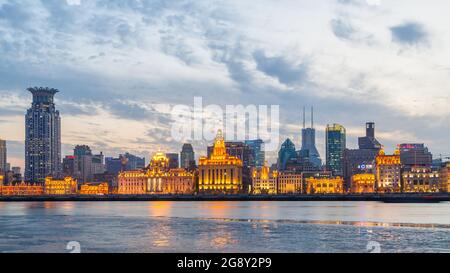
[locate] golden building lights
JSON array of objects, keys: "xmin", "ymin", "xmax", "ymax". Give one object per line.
[
  {"xmin": 402, "ymin": 167, "xmax": 440, "ymax": 193},
  {"xmin": 198, "ymin": 130, "xmax": 243, "ymax": 194},
  {"xmin": 375, "ymin": 147, "xmax": 402, "ymax": 193},
  {"xmin": 44, "ymin": 177, "xmax": 78, "ymax": 195},
  {"xmin": 80, "ymin": 182, "xmax": 109, "ymax": 195},
  {"xmin": 0, "ymin": 182, "xmax": 44, "ymax": 196},
  {"xmin": 277, "ymin": 172, "xmax": 302, "ymax": 194},
  {"xmin": 118, "ymin": 152, "xmax": 195, "ymax": 195},
  {"xmin": 251, "ymin": 162, "xmax": 278, "ymax": 194},
  {"xmin": 351, "ymin": 173, "xmax": 376, "ymax": 193},
  {"xmin": 440, "ymin": 163, "xmax": 450, "ymax": 193},
  {"xmin": 306, "ymin": 177, "xmax": 344, "ymax": 194}
]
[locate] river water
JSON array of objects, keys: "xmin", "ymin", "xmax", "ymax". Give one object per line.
[{"xmin": 1, "ymin": 201, "xmax": 449, "ymax": 253}]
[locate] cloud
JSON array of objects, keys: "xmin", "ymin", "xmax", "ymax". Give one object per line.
[
  {"xmin": 390, "ymin": 22, "xmax": 428, "ymax": 46},
  {"xmin": 0, "ymin": 0, "xmax": 449, "ymax": 169},
  {"xmin": 253, "ymin": 50, "xmax": 309, "ymax": 86}
]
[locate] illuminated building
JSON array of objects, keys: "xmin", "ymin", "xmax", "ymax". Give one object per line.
[
  {"xmin": 0, "ymin": 174, "xmax": 4, "ymax": 186},
  {"xmin": 326, "ymin": 124, "xmax": 346, "ymax": 177},
  {"xmin": 306, "ymin": 177, "xmax": 344, "ymax": 194},
  {"xmin": 80, "ymin": 183, "xmax": 109, "ymax": 195},
  {"xmin": 0, "ymin": 182, "xmax": 43, "ymax": 196},
  {"xmin": 25, "ymin": 87, "xmax": 61, "ymax": 184},
  {"xmin": 199, "ymin": 130, "xmax": 243, "ymax": 194},
  {"xmin": 44, "ymin": 177, "xmax": 78, "ymax": 195},
  {"xmin": 118, "ymin": 152, "xmax": 195, "ymax": 194},
  {"xmin": 251, "ymin": 162, "xmax": 278, "ymax": 194},
  {"xmin": 351, "ymin": 173, "xmax": 376, "ymax": 193},
  {"xmin": 343, "ymin": 122, "xmax": 381, "ymax": 191},
  {"xmin": 402, "ymin": 167, "xmax": 440, "ymax": 193},
  {"xmin": 277, "ymin": 172, "xmax": 302, "ymax": 194},
  {"xmin": 163, "ymin": 169, "xmax": 196, "ymax": 194},
  {"xmin": 0, "ymin": 138, "xmax": 6, "ymax": 173},
  {"xmin": 375, "ymin": 148, "xmax": 402, "ymax": 193},
  {"xmin": 440, "ymin": 164, "xmax": 450, "ymax": 192},
  {"xmin": 118, "ymin": 170, "xmax": 147, "ymax": 194}
]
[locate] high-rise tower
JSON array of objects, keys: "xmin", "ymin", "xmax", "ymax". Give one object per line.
[
  {"xmin": 300, "ymin": 106, "xmax": 322, "ymax": 168},
  {"xmin": 326, "ymin": 123, "xmax": 346, "ymax": 177},
  {"xmin": 25, "ymin": 87, "xmax": 61, "ymax": 183},
  {"xmin": 0, "ymin": 138, "xmax": 6, "ymax": 173}
]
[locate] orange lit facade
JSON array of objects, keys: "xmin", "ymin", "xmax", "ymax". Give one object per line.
[
  {"xmin": 118, "ymin": 152, "xmax": 195, "ymax": 194},
  {"xmin": 80, "ymin": 183, "xmax": 109, "ymax": 195},
  {"xmin": 0, "ymin": 174, "xmax": 4, "ymax": 186},
  {"xmin": 440, "ymin": 164, "xmax": 450, "ymax": 192},
  {"xmin": 45, "ymin": 177, "xmax": 78, "ymax": 195},
  {"xmin": 198, "ymin": 130, "xmax": 243, "ymax": 194},
  {"xmin": 118, "ymin": 170, "xmax": 147, "ymax": 194},
  {"xmin": 251, "ymin": 162, "xmax": 278, "ymax": 194},
  {"xmin": 277, "ymin": 172, "xmax": 302, "ymax": 194},
  {"xmin": 0, "ymin": 182, "xmax": 44, "ymax": 196},
  {"xmin": 376, "ymin": 148, "xmax": 401, "ymax": 193},
  {"xmin": 351, "ymin": 173, "xmax": 376, "ymax": 193},
  {"xmin": 403, "ymin": 167, "xmax": 440, "ymax": 193},
  {"xmin": 306, "ymin": 177, "xmax": 344, "ymax": 194}
]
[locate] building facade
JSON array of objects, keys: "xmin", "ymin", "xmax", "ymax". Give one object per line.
[
  {"xmin": 25, "ymin": 87, "xmax": 62, "ymax": 184},
  {"xmin": 277, "ymin": 138, "xmax": 297, "ymax": 171},
  {"xmin": 44, "ymin": 177, "xmax": 78, "ymax": 195},
  {"xmin": 251, "ymin": 162, "xmax": 278, "ymax": 194},
  {"xmin": 306, "ymin": 177, "xmax": 344, "ymax": 194},
  {"xmin": 0, "ymin": 182, "xmax": 43, "ymax": 196},
  {"xmin": 343, "ymin": 122, "xmax": 381, "ymax": 191},
  {"xmin": 399, "ymin": 143, "xmax": 432, "ymax": 168},
  {"xmin": 277, "ymin": 172, "xmax": 303, "ymax": 194},
  {"xmin": 80, "ymin": 183, "xmax": 109, "ymax": 195},
  {"xmin": 118, "ymin": 152, "xmax": 195, "ymax": 195},
  {"xmin": 351, "ymin": 173, "xmax": 376, "ymax": 193},
  {"xmin": 245, "ymin": 139, "xmax": 265, "ymax": 168},
  {"xmin": 300, "ymin": 107, "xmax": 322, "ymax": 168},
  {"xmin": 166, "ymin": 153, "xmax": 180, "ymax": 169},
  {"xmin": 402, "ymin": 167, "xmax": 440, "ymax": 193},
  {"xmin": 376, "ymin": 148, "xmax": 402, "ymax": 192},
  {"xmin": 326, "ymin": 124, "xmax": 346, "ymax": 177},
  {"xmin": 180, "ymin": 143, "xmax": 196, "ymax": 171},
  {"xmin": 0, "ymin": 139, "xmax": 6, "ymax": 174},
  {"xmin": 199, "ymin": 130, "xmax": 243, "ymax": 194},
  {"xmin": 440, "ymin": 163, "xmax": 450, "ymax": 192}
]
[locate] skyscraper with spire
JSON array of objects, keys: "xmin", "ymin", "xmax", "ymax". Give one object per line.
[
  {"xmin": 300, "ymin": 106, "xmax": 322, "ymax": 168},
  {"xmin": 25, "ymin": 87, "xmax": 62, "ymax": 183}
]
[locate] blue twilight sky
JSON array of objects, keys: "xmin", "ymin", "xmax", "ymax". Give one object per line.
[{"xmin": 0, "ymin": 0, "xmax": 449, "ymax": 169}]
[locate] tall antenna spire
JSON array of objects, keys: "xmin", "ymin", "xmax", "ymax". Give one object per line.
[
  {"xmin": 311, "ymin": 106, "xmax": 314, "ymax": 129},
  {"xmin": 303, "ymin": 106, "xmax": 306, "ymax": 129}
]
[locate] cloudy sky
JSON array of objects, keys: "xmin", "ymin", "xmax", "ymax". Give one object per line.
[{"xmin": 0, "ymin": 0, "xmax": 449, "ymax": 169}]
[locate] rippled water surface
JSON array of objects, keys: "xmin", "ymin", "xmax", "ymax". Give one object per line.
[{"xmin": 1, "ymin": 201, "xmax": 450, "ymax": 253}]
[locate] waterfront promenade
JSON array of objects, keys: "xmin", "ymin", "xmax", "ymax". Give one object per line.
[{"xmin": 1, "ymin": 193, "xmax": 449, "ymax": 202}]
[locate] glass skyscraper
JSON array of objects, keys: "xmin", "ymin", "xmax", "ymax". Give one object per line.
[
  {"xmin": 277, "ymin": 138, "xmax": 297, "ymax": 171},
  {"xmin": 25, "ymin": 87, "xmax": 61, "ymax": 183},
  {"xmin": 326, "ymin": 124, "xmax": 346, "ymax": 177},
  {"xmin": 0, "ymin": 138, "xmax": 6, "ymax": 173},
  {"xmin": 180, "ymin": 143, "xmax": 196, "ymax": 170},
  {"xmin": 245, "ymin": 139, "xmax": 265, "ymax": 168}
]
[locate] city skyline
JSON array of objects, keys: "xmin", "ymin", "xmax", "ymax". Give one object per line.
[{"xmin": 1, "ymin": 0, "xmax": 450, "ymax": 170}]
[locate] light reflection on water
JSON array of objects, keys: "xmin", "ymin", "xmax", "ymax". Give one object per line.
[{"xmin": 1, "ymin": 201, "xmax": 450, "ymax": 253}]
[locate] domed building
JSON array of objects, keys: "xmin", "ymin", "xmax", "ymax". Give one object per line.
[
  {"xmin": 198, "ymin": 130, "xmax": 243, "ymax": 194},
  {"xmin": 118, "ymin": 151, "xmax": 195, "ymax": 195}
]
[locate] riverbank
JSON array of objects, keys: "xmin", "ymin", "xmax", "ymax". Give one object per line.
[{"xmin": 1, "ymin": 193, "xmax": 449, "ymax": 202}]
